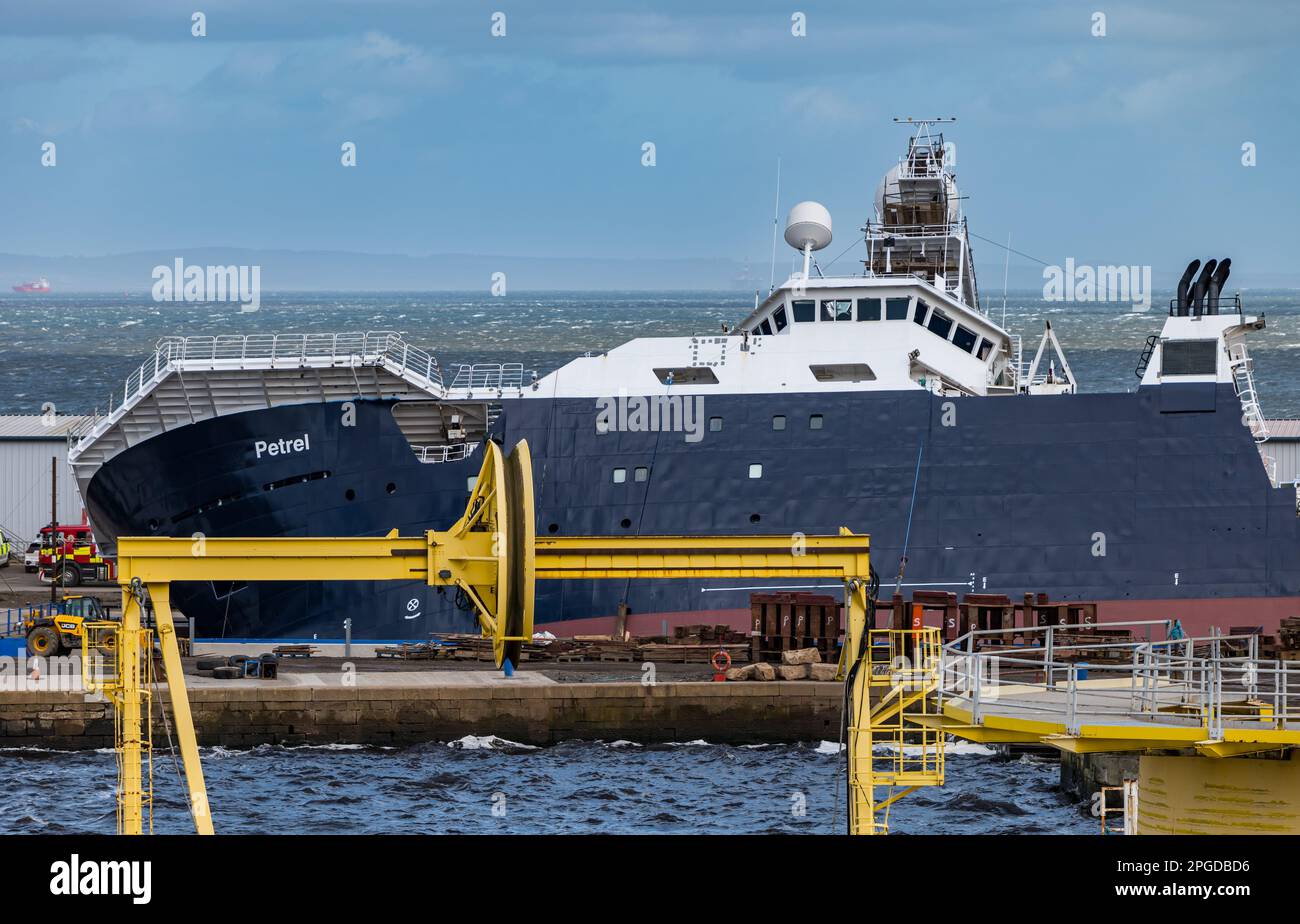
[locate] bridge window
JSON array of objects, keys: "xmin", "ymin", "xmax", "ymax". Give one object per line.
[
  {"xmin": 953, "ymin": 325, "xmax": 978, "ymax": 353},
  {"xmin": 885, "ymin": 297, "xmax": 911, "ymax": 320},
  {"xmin": 792, "ymin": 300, "xmax": 816, "ymax": 323},
  {"xmin": 773, "ymin": 306, "xmax": 788, "ymax": 331},
  {"xmin": 927, "ymin": 311, "xmax": 953, "ymax": 340},
  {"xmin": 758, "ymin": 319, "xmax": 773, "ymax": 335},
  {"xmin": 821, "ymin": 299, "xmax": 853, "ymax": 321},
  {"xmin": 857, "ymin": 298, "xmax": 882, "ymax": 321},
  {"xmin": 977, "ymin": 339, "xmax": 992, "ymax": 361},
  {"xmin": 613, "ymin": 468, "xmax": 627, "ymax": 484},
  {"xmin": 913, "ymin": 299, "xmax": 931, "ymax": 326}
]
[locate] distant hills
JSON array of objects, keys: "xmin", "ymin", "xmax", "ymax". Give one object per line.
[{"xmin": 2, "ymin": 249, "xmax": 1296, "ymax": 293}]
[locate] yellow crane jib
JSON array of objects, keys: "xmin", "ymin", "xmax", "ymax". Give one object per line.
[{"xmin": 103, "ymin": 438, "xmax": 879, "ymax": 835}]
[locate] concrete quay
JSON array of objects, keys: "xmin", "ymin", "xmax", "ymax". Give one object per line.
[{"xmin": 0, "ymin": 669, "xmax": 844, "ymax": 749}]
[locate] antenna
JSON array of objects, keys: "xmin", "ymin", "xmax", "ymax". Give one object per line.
[
  {"xmin": 1001, "ymin": 232, "xmax": 1011, "ymax": 329},
  {"xmin": 768, "ymin": 157, "xmax": 781, "ymax": 293}
]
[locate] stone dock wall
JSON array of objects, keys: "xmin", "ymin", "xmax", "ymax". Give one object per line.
[{"xmin": 0, "ymin": 680, "xmax": 844, "ymax": 749}]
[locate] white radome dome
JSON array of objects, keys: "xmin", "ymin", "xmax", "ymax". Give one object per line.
[{"xmin": 784, "ymin": 201, "xmax": 833, "ymax": 252}]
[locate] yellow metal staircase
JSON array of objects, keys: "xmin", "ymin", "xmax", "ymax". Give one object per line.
[{"xmin": 847, "ymin": 627, "xmax": 946, "ymax": 834}]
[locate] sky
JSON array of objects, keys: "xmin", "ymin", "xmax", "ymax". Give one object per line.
[{"xmin": 1, "ymin": 0, "xmax": 1298, "ymax": 282}]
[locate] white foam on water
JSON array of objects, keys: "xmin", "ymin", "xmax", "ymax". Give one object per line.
[
  {"xmin": 874, "ymin": 740, "xmax": 997, "ymax": 757},
  {"xmin": 447, "ymin": 734, "xmax": 538, "ymax": 751},
  {"xmin": 814, "ymin": 739, "xmax": 996, "ymax": 757},
  {"xmin": 666, "ymin": 739, "xmax": 711, "ymax": 747}
]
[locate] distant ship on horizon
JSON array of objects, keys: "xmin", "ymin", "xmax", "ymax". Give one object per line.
[{"xmin": 12, "ymin": 277, "xmax": 51, "ymax": 293}]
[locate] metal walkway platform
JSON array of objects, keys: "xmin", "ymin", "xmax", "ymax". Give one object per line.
[{"xmin": 932, "ymin": 620, "xmax": 1300, "ymax": 758}]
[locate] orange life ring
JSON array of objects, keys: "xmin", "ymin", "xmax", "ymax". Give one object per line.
[{"xmin": 711, "ymin": 649, "xmax": 732, "ymax": 672}]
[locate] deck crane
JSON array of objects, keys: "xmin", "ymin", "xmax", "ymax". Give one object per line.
[{"xmin": 85, "ymin": 438, "xmax": 930, "ymax": 836}]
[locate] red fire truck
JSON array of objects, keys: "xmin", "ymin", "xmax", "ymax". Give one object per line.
[{"xmin": 37, "ymin": 524, "xmax": 117, "ymax": 587}]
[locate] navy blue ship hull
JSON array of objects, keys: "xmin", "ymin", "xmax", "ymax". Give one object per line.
[{"xmin": 83, "ymin": 383, "xmax": 1300, "ymax": 640}]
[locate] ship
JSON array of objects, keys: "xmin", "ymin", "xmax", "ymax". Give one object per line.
[
  {"xmin": 12, "ymin": 277, "xmax": 51, "ymax": 293},
  {"xmin": 65, "ymin": 122, "xmax": 1300, "ymax": 641}
]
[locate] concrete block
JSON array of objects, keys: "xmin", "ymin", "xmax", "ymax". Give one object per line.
[
  {"xmin": 809, "ymin": 663, "xmax": 839, "ymax": 682},
  {"xmin": 780, "ymin": 647, "xmax": 822, "ymax": 666}
]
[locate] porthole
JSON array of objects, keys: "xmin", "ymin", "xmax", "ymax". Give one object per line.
[
  {"xmin": 345, "ymin": 488, "xmax": 356, "ymax": 501},
  {"xmin": 749, "ymin": 463, "xmax": 763, "ymax": 479},
  {"xmin": 548, "ymin": 523, "xmax": 559, "ymax": 534},
  {"xmin": 809, "ymin": 414, "xmax": 824, "ymax": 430},
  {"xmin": 749, "ymin": 513, "xmax": 761, "ymax": 524},
  {"xmin": 634, "ymin": 466, "xmax": 649, "ymax": 482},
  {"xmin": 772, "ymin": 415, "xmax": 786, "ymax": 431},
  {"xmin": 621, "ymin": 518, "xmax": 632, "ymax": 529},
  {"xmin": 613, "ymin": 468, "xmax": 627, "ymax": 484},
  {"xmin": 466, "ymin": 477, "xmax": 477, "ymax": 493},
  {"xmin": 709, "ymin": 416, "xmax": 723, "ymax": 432},
  {"xmin": 148, "ymin": 519, "xmax": 159, "ymax": 532},
  {"xmin": 386, "ymin": 482, "xmax": 397, "ymax": 495}
]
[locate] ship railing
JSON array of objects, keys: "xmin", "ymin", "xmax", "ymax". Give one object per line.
[
  {"xmin": 68, "ymin": 331, "xmax": 445, "ymax": 456},
  {"xmin": 897, "ymin": 152, "xmax": 945, "ymax": 181},
  {"xmin": 447, "ymin": 363, "xmax": 532, "ymax": 392},
  {"xmin": 939, "ymin": 621, "xmax": 1300, "ymax": 737},
  {"xmin": 1167, "ymin": 294, "xmax": 1243, "ymax": 321},
  {"xmin": 412, "ymin": 442, "xmax": 478, "ymax": 464},
  {"xmin": 864, "ymin": 221, "xmax": 962, "ymax": 241}
]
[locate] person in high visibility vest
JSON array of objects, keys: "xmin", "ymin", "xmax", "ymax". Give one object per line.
[{"xmin": 0, "ymin": 531, "xmax": 10, "ymax": 567}]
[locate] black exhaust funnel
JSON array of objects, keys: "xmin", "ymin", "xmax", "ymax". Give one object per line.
[
  {"xmin": 1175, "ymin": 259, "xmax": 1200, "ymax": 315},
  {"xmin": 1190, "ymin": 258, "xmax": 1217, "ymax": 316},
  {"xmin": 1207, "ymin": 258, "xmax": 1231, "ymax": 314}
]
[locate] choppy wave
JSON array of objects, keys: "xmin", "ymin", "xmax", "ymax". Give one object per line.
[{"xmin": 0, "ymin": 736, "xmax": 1092, "ymax": 835}]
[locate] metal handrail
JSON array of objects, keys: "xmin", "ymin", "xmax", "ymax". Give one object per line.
[
  {"xmin": 412, "ymin": 442, "xmax": 478, "ymax": 464},
  {"xmin": 68, "ymin": 331, "xmax": 447, "ymax": 455},
  {"xmin": 448, "ymin": 363, "xmax": 530, "ymax": 391},
  {"xmin": 941, "ymin": 622, "xmax": 1300, "ymax": 732}
]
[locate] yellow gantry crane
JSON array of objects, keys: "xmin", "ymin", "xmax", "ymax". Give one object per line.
[{"xmin": 87, "ymin": 438, "xmax": 927, "ymax": 836}]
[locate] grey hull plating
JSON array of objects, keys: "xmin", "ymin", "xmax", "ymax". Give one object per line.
[{"xmin": 83, "ymin": 382, "xmax": 1299, "ymax": 639}]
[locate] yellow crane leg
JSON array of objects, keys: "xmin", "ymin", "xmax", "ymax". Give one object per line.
[
  {"xmin": 845, "ymin": 578, "xmax": 876, "ymax": 835},
  {"xmin": 118, "ymin": 587, "xmax": 144, "ymax": 835},
  {"xmin": 147, "ymin": 583, "xmax": 214, "ymax": 835}
]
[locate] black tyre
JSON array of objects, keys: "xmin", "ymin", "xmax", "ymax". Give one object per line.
[
  {"xmin": 94, "ymin": 627, "xmax": 118, "ymax": 657},
  {"xmin": 212, "ymin": 666, "xmax": 242, "ymax": 679},
  {"xmin": 258, "ymin": 653, "xmax": 279, "ymax": 662},
  {"xmin": 227, "ymin": 655, "xmax": 250, "ymax": 667},
  {"xmin": 56, "ymin": 564, "xmax": 81, "ymax": 587},
  {"xmin": 26, "ymin": 626, "xmax": 62, "ymax": 657},
  {"xmin": 195, "ymin": 656, "xmax": 226, "ymax": 671}
]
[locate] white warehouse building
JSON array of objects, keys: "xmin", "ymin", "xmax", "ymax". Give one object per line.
[{"xmin": 0, "ymin": 415, "xmax": 90, "ymax": 551}]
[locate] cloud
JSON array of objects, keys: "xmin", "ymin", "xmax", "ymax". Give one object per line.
[{"xmin": 781, "ymin": 87, "xmax": 865, "ymax": 125}]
